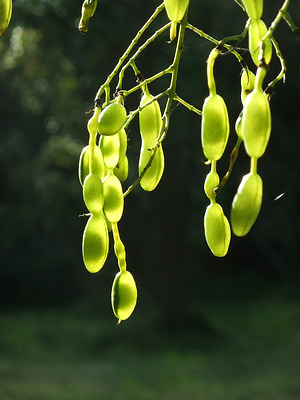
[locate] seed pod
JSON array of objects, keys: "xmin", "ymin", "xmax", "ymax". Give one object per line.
[
  {"xmin": 204, "ymin": 203, "xmax": 231, "ymax": 257},
  {"xmin": 138, "ymin": 92, "xmax": 164, "ymax": 191},
  {"xmin": 83, "ymin": 173, "xmax": 104, "ymax": 214},
  {"xmin": 99, "ymin": 133, "xmax": 120, "ymax": 170},
  {"xmin": 82, "ymin": 213, "xmax": 109, "ymax": 273},
  {"xmin": 102, "ymin": 172, "xmax": 124, "ymax": 223},
  {"xmin": 114, "ymin": 155, "xmax": 129, "ymax": 183},
  {"xmin": 117, "ymin": 128, "xmax": 127, "ymax": 165},
  {"xmin": 164, "ymin": 0, "xmax": 190, "ymax": 22},
  {"xmin": 242, "ymin": 89, "xmax": 271, "ymax": 158},
  {"xmin": 231, "ymin": 172, "xmax": 263, "ymax": 236},
  {"xmin": 235, "ymin": 111, "xmax": 243, "ymax": 139},
  {"xmin": 204, "ymin": 171, "xmax": 219, "ymax": 201},
  {"xmin": 111, "ymin": 271, "xmax": 137, "ymax": 321},
  {"xmin": 248, "ymin": 19, "xmax": 272, "ymax": 66},
  {"xmin": 78, "ymin": 0, "xmax": 97, "ymax": 34},
  {"xmin": 78, "ymin": 145, "xmax": 106, "ymax": 185},
  {"xmin": 242, "ymin": 0, "xmax": 263, "ymax": 20},
  {"xmin": 112, "ymin": 222, "xmax": 126, "ymax": 272},
  {"xmin": 139, "ymin": 145, "xmax": 165, "ymax": 192},
  {"xmin": 169, "ymin": 21, "xmax": 177, "ymax": 41},
  {"xmin": 241, "ymin": 69, "xmax": 256, "ymax": 105},
  {"xmin": 0, "ymin": 0, "xmax": 12, "ymax": 36},
  {"xmin": 139, "ymin": 92, "xmax": 161, "ymax": 147},
  {"xmin": 98, "ymin": 102, "xmax": 127, "ymax": 136},
  {"xmin": 201, "ymin": 94, "xmax": 230, "ymax": 161},
  {"xmin": 87, "ymin": 107, "xmax": 101, "ymax": 136}
]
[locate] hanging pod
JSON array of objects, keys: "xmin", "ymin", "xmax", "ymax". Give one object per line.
[
  {"xmin": 204, "ymin": 203, "xmax": 231, "ymax": 257},
  {"xmin": 242, "ymin": 88, "xmax": 271, "ymax": 159},
  {"xmin": 139, "ymin": 145, "xmax": 164, "ymax": 192},
  {"xmin": 117, "ymin": 128, "xmax": 128, "ymax": 165},
  {"xmin": 78, "ymin": 0, "xmax": 97, "ymax": 34},
  {"xmin": 241, "ymin": 69, "xmax": 256, "ymax": 105},
  {"xmin": 231, "ymin": 172, "xmax": 263, "ymax": 236},
  {"xmin": 99, "ymin": 133, "xmax": 120, "ymax": 170},
  {"xmin": 204, "ymin": 171, "xmax": 219, "ymax": 201},
  {"xmin": 82, "ymin": 213, "xmax": 109, "ymax": 273},
  {"xmin": 235, "ymin": 111, "xmax": 243, "ymax": 139},
  {"xmin": 78, "ymin": 145, "xmax": 106, "ymax": 185},
  {"xmin": 114, "ymin": 155, "xmax": 129, "ymax": 183},
  {"xmin": 242, "ymin": 0, "xmax": 263, "ymax": 21},
  {"xmin": 138, "ymin": 92, "xmax": 165, "ymax": 191},
  {"xmin": 102, "ymin": 171, "xmax": 124, "ymax": 223},
  {"xmin": 83, "ymin": 173, "xmax": 104, "ymax": 214},
  {"xmin": 98, "ymin": 102, "xmax": 127, "ymax": 136},
  {"xmin": 111, "ymin": 270, "xmax": 138, "ymax": 321},
  {"xmin": 201, "ymin": 94, "xmax": 230, "ymax": 161},
  {"xmin": 164, "ymin": 0, "xmax": 190, "ymax": 23},
  {"xmin": 248, "ymin": 19, "xmax": 272, "ymax": 66},
  {"xmin": 0, "ymin": 0, "xmax": 12, "ymax": 36}
]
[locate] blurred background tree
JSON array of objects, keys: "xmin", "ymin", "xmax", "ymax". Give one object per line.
[{"xmin": 0, "ymin": 0, "xmax": 299, "ymax": 329}]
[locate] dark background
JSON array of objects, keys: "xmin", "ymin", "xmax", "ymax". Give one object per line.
[{"xmin": 0, "ymin": 0, "xmax": 299, "ymax": 330}]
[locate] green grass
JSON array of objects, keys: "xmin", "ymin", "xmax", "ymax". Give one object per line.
[{"xmin": 1, "ymin": 284, "xmax": 300, "ymax": 400}]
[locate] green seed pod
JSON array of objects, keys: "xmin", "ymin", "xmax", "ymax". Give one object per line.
[
  {"xmin": 87, "ymin": 107, "xmax": 101, "ymax": 136},
  {"xmin": 117, "ymin": 128, "xmax": 127, "ymax": 165},
  {"xmin": 169, "ymin": 21, "xmax": 177, "ymax": 42},
  {"xmin": 164, "ymin": 0, "xmax": 190, "ymax": 22},
  {"xmin": 78, "ymin": 145, "xmax": 106, "ymax": 185},
  {"xmin": 83, "ymin": 173, "xmax": 104, "ymax": 214},
  {"xmin": 242, "ymin": 0, "xmax": 263, "ymax": 20},
  {"xmin": 204, "ymin": 171, "xmax": 219, "ymax": 200},
  {"xmin": 112, "ymin": 222, "xmax": 127, "ymax": 272},
  {"xmin": 248, "ymin": 19, "xmax": 272, "ymax": 66},
  {"xmin": 139, "ymin": 145, "xmax": 165, "ymax": 192},
  {"xmin": 98, "ymin": 102, "xmax": 127, "ymax": 136},
  {"xmin": 0, "ymin": 0, "xmax": 12, "ymax": 36},
  {"xmin": 102, "ymin": 172, "xmax": 124, "ymax": 223},
  {"xmin": 241, "ymin": 69, "xmax": 256, "ymax": 105},
  {"xmin": 114, "ymin": 155, "xmax": 129, "ymax": 183},
  {"xmin": 111, "ymin": 270, "xmax": 137, "ymax": 321},
  {"xmin": 82, "ymin": 213, "xmax": 109, "ymax": 273},
  {"xmin": 242, "ymin": 89, "xmax": 271, "ymax": 158},
  {"xmin": 78, "ymin": 0, "xmax": 97, "ymax": 34},
  {"xmin": 139, "ymin": 92, "xmax": 162, "ymax": 147},
  {"xmin": 201, "ymin": 94, "xmax": 230, "ymax": 161},
  {"xmin": 138, "ymin": 92, "xmax": 164, "ymax": 191},
  {"xmin": 231, "ymin": 172, "xmax": 263, "ymax": 236},
  {"xmin": 235, "ymin": 110, "xmax": 243, "ymax": 139},
  {"xmin": 204, "ymin": 203, "xmax": 231, "ymax": 257},
  {"xmin": 99, "ymin": 133, "xmax": 120, "ymax": 170}
]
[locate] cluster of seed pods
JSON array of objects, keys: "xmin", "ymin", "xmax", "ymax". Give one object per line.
[
  {"xmin": 201, "ymin": 0, "xmax": 272, "ymax": 256},
  {"xmin": 78, "ymin": 86, "xmax": 166, "ymax": 321}
]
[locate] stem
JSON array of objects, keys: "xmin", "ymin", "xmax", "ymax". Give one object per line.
[
  {"xmin": 206, "ymin": 48, "xmax": 219, "ymax": 95},
  {"xmin": 123, "ymin": 147, "xmax": 158, "ymax": 198},
  {"xmin": 219, "ymin": 18, "xmax": 250, "ymax": 47},
  {"xmin": 173, "ymin": 94, "xmax": 202, "ymax": 115},
  {"xmin": 283, "ymin": 11, "xmax": 300, "ymax": 41},
  {"xmin": 187, "ymin": 24, "xmax": 244, "ymax": 63},
  {"xmin": 250, "ymin": 158, "xmax": 258, "ymax": 174},
  {"xmin": 266, "ymin": 36, "xmax": 287, "ymax": 90},
  {"xmin": 124, "ymin": 89, "xmax": 169, "ymax": 129},
  {"xmin": 88, "ymin": 133, "xmax": 97, "ymax": 175},
  {"xmin": 112, "ymin": 223, "xmax": 127, "ymax": 272},
  {"xmin": 160, "ymin": 10, "xmax": 189, "ymax": 138},
  {"xmin": 260, "ymin": 0, "xmax": 290, "ymax": 43},
  {"xmin": 117, "ymin": 22, "xmax": 172, "ymax": 90},
  {"xmin": 121, "ymin": 67, "xmax": 172, "ymax": 99},
  {"xmin": 215, "ymin": 137, "xmax": 243, "ymax": 195},
  {"xmin": 94, "ymin": 2, "xmax": 165, "ymax": 103}
]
